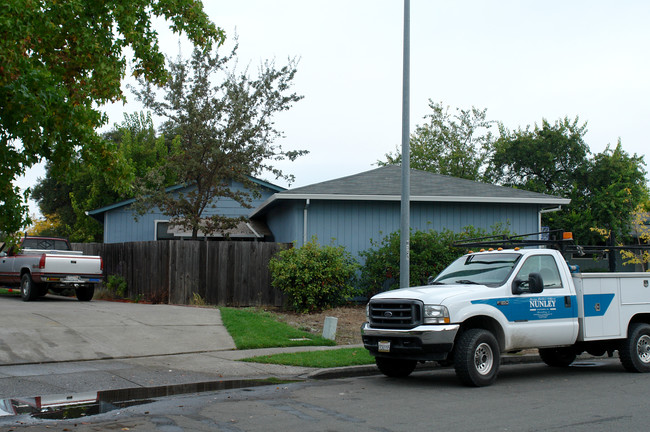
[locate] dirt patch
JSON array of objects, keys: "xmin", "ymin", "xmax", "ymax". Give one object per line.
[{"xmin": 269, "ymin": 306, "xmax": 367, "ymax": 345}]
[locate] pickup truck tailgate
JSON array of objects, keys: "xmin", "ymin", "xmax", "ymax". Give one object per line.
[{"xmin": 37, "ymin": 254, "xmax": 103, "ymax": 281}]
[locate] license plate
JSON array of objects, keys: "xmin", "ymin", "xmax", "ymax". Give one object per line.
[
  {"xmin": 63, "ymin": 276, "xmax": 81, "ymax": 282},
  {"xmin": 378, "ymin": 341, "xmax": 391, "ymax": 353}
]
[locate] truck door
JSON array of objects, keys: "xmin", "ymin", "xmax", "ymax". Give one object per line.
[{"xmin": 508, "ymin": 254, "xmax": 579, "ymax": 348}]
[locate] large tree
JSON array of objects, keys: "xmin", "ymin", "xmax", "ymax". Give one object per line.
[
  {"xmin": 379, "ymin": 101, "xmax": 497, "ymax": 181},
  {"xmin": 487, "ymin": 118, "xmax": 647, "ymax": 244},
  {"xmin": 31, "ymin": 112, "xmax": 176, "ymax": 241},
  {"xmin": 0, "ymin": 0, "xmax": 222, "ymax": 235},
  {"xmin": 131, "ymin": 45, "xmax": 308, "ymax": 238},
  {"xmin": 485, "ymin": 117, "xmax": 591, "ymax": 195},
  {"xmin": 575, "ymin": 141, "xmax": 648, "ymax": 244}
]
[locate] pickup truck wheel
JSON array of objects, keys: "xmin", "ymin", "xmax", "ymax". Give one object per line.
[
  {"xmin": 454, "ymin": 329, "xmax": 500, "ymax": 387},
  {"xmin": 375, "ymin": 357, "xmax": 417, "ymax": 378},
  {"xmin": 20, "ymin": 273, "xmax": 38, "ymax": 302},
  {"xmin": 76, "ymin": 286, "xmax": 95, "ymax": 302},
  {"xmin": 539, "ymin": 347, "xmax": 576, "ymax": 367},
  {"xmin": 619, "ymin": 323, "xmax": 650, "ymax": 373}
]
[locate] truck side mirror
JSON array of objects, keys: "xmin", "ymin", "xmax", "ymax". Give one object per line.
[
  {"xmin": 512, "ymin": 272, "xmax": 544, "ymax": 294},
  {"xmin": 528, "ymin": 272, "xmax": 544, "ymax": 294}
]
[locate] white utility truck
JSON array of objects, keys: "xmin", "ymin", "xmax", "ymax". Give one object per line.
[
  {"xmin": 0, "ymin": 236, "xmax": 103, "ymax": 302},
  {"xmin": 361, "ymin": 236, "xmax": 650, "ymax": 386}
]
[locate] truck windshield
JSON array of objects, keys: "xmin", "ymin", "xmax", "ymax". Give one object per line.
[{"xmin": 432, "ymin": 253, "xmax": 521, "ymax": 287}]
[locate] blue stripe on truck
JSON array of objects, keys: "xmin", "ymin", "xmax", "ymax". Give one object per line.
[
  {"xmin": 472, "ymin": 296, "xmax": 578, "ymax": 321},
  {"xmin": 582, "ymin": 293, "xmax": 615, "ymax": 317}
]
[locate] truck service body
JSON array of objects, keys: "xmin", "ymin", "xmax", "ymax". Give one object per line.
[
  {"xmin": 0, "ymin": 237, "xmax": 103, "ymax": 302},
  {"xmin": 361, "ymin": 246, "xmax": 650, "ymax": 386}
]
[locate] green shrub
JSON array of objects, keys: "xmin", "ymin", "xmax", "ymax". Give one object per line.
[
  {"xmin": 269, "ymin": 237, "xmax": 360, "ymax": 313},
  {"xmin": 106, "ymin": 274, "xmax": 127, "ymax": 298},
  {"xmin": 359, "ymin": 225, "xmax": 511, "ymax": 297}
]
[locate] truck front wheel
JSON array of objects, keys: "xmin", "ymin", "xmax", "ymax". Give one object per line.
[
  {"xmin": 20, "ymin": 273, "xmax": 38, "ymax": 302},
  {"xmin": 375, "ymin": 357, "xmax": 417, "ymax": 378},
  {"xmin": 619, "ymin": 323, "xmax": 650, "ymax": 373},
  {"xmin": 539, "ymin": 347, "xmax": 576, "ymax": 367},
  {"xmin": 454, "ymin": 329, "xmax": 500, "ymax": 387}
]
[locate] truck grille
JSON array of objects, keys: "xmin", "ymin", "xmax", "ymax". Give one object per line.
[{"xmin": 368, "ymin": 299, "xmax": 422, "ymax": 329}]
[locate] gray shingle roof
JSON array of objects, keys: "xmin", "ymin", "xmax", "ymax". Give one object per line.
[{"xmin": 251, "ymin": 165, "xmax": 570, "ymax": 217}]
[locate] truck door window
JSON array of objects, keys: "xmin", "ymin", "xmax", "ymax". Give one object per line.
[{"xmin": 516, "ymin": 255, "xmax": 563, "ymax": 288}]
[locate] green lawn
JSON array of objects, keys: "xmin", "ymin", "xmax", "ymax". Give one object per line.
[
  {"xmin": 0, "ymin": 287, "xmax": 20, "ymax": 296},
  {"xmin": 242, "ymin": 347, "xmax": 375, "ymax": 368},
  {"xmin": 219, "ymin": 307, "xmax": 336, "ymax": 350}
]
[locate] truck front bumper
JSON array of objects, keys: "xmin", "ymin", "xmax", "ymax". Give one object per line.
[{"xmin": 361, "ymin": 322, "xmax": 460, "ymax": 361}]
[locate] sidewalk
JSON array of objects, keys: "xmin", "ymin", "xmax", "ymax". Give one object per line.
[
  {"xmin": 0, "ymin": 297, "xmax": 585, "ymax": 401},
  {"xmin": 0, "ymin": 296, "xmax": 560, "ymax": 399},
  {"xmin": 0, "ymin": 341, "xmax": 549, "ymax": 401}
]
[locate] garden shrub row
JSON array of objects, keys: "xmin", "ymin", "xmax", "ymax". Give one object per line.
[{"xmin": 269, "ymin": 225, "xmax": 510, "ymax": 312}]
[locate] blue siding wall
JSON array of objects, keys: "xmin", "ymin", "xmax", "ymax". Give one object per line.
[
  {"xmin": 264, "ymin": 200, "xmax": 303, "ymax": 244},
  {"xmin": 102, "ymin": 182, "xmax": 277, "ymax": 243},
  {"xmin": 268, "ymin": 199, "xmax": 541, "ymax": 258}
]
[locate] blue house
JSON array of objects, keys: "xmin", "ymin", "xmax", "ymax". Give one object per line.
[
  {"xmin": 90, "ymin": 166, "xmax": 570, "ymax": 254},
  {"xmin": 87, "ymin": 177, "xmax": 285, "ymax": 243},
  {"xmin": 249, "ymin": 165, "xmax": 571, "ymax": 257}
]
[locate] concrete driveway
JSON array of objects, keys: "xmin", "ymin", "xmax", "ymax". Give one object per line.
[{"xmin": 0, "ymin": 293, "xmax": 236, "ymax": 366}]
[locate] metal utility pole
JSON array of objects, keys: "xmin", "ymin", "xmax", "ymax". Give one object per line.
[{"xmin": 399, "ymin": 0, "xmax": 410, "ymax": 289}]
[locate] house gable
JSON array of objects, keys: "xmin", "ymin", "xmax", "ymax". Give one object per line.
[{"xmin": 90, "ymin": 177, "xmax": 285, "ymax": 243}]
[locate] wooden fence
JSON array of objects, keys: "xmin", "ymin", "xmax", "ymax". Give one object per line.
[{"xmin": 72, "ymin": 241, "xmax": 290, "ymax": 307}]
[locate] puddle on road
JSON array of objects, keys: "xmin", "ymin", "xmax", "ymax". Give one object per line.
[{"xmin": 0, "ymin": 378, "xmax": 300, "ymax": 420}]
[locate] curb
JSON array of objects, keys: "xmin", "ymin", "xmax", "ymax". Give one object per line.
[{"xmin": 307, "ymin": 352, "xmax": 544, "ymax": 380}]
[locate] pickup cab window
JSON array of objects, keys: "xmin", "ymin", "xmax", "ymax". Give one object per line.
[
  {"xmin": 21, "ymin": 238, "xmax": 71, "ymax": 251},
  {"xmin": 515, "ymin": 255, "xmax": 563, "ymax": 288},
  {"xmin": 432, "ymin": 253, "xmax": 521, "ymax": 287}
]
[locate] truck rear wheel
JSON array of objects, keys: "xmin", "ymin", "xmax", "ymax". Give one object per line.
[
  {"xmin": 454, "ymin": 328, "xmax": 500, "ymax": 387},
  {"xmin": 619, "ymin": 323, "xmax": 650, "ymax": 373},
  {"xmin": 375, "ymin": 357, "xmax": 417, "ymax": 378},
  {"xmin": 76, "ymin": 285, "xmax": 95, "ymax": 302},
  {"xmin": 20, "ymin": 273, "xmax": 38, "ymax": 302},
  {"xmin": 539, "ymin": 347, "xmax": 576, "ymax": 367}
]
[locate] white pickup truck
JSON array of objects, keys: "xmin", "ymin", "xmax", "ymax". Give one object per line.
[
  {"xmin": 0, "ymin": 236, "xmax": 103, "ymax": 302},
  {"xmin": 361, "ymin": 246, "xmax": 650, "ymax": 386}
]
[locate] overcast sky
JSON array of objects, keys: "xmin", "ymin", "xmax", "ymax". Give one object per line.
[{"xmin": 19, "ymin": 0, "xmax": 650, "ymax": 214}]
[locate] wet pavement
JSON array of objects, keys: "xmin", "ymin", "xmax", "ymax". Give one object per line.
[{"xmin": 0, "ymin": 294, "xmax": 562, "ymax": 426}]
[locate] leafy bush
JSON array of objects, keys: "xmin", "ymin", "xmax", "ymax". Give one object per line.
[
  {"xmin": 105, "ymin": 274, "xmax": 127, "ymax": 298},
  {"xmin": 359, "ymin": 225, "xmax": 511, "ymax": 296},
  {"xmin": 269, "ymin": 237, "xmax": 360, "ymax": 313}
]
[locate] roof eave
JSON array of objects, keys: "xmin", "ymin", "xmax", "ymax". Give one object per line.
[{"xmin": 250, "ymin": 193, "xmax": 571, "ymax": 217}]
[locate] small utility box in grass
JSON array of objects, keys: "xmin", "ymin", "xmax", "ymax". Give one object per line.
[{"xmin": 323, "ymin": 316, "xmax": 338, "ymax": 341}]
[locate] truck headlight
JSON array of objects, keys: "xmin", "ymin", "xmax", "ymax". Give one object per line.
[{"xmin": 424, "ymin": 305, "xmax": 450, "ymax": 324}]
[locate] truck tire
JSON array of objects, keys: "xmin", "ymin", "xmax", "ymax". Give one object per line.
[
  {"xmin": 76, "ymin": 285, "xmax": 95, "ymax": 302},
  {"xmin": 375, "ymin": 357, "xmax": 417, "ymax": 378},
  {"xmin": 454, "ymin": 328, "xmax": 500, "ymax": 387},
  {"xmin": 20, "ymin": 273, "xmax": 38, "ymax": 302},
  {"xmin": 619, "ymin": 323, "xmax": 650, "ymax": 373},
  {"xmin": 539, "ymin": 347, "xmax": 576, "ymax": 367}
]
